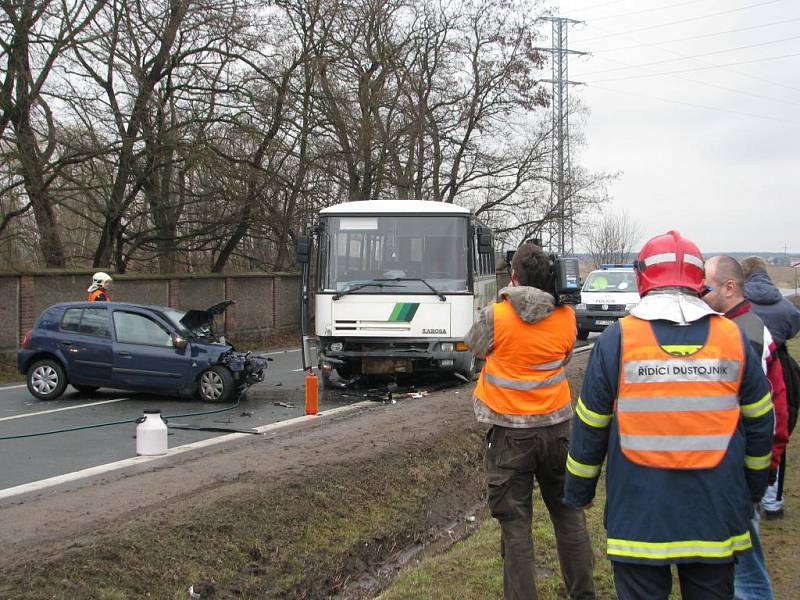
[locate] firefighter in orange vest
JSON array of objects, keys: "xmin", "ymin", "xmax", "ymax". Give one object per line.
[
  {"xmin": 87, "ymin": 272, "xmax": 113, "ymax": 302},
  {"xmin": 565, "ymin": 231, "xmax": 774, "ymax": 600},
  {"xmin": 466, "ymin": 242, "xmax": 596, "ymax": 600}
]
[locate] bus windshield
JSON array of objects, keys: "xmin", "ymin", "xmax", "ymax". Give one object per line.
[{"xmin": 319, "ymin": 215, "xmax": 469, "ymax": 294}]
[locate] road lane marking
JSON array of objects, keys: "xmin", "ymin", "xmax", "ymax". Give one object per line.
[
  {"xmin": 0, "ymin": 384, "xmax": 27, "ymax": 391},
  {"xmin": 0, "ymin": 398, "xmax": 130, "ymax": 422},
  {"xmin": 0, "ymin": 401, "xmax": 374, "ymax": 501}
]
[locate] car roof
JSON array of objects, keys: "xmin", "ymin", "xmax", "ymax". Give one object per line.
[{"xmin": 49, "ymin": 301, "xmax": 176, "ymax": 312}]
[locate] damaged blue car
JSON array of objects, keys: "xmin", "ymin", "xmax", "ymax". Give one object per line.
[{"xmin": 18, "ymin": 300, "xmax": 267, "ymax": 403}]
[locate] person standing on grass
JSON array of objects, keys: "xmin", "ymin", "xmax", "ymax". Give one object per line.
[
  {"xmin": 704, "ymin": 254, "xmax": 788, "ymax": 600},
  {"xmin": 466, "ymin": 241, "xmax": 596, "ymax": 600},
  {"xmin": 741, "ymin": 255, "xmax": 800, "ymax": 521},
  {"xmin": 565, "ymin": 231, "xmax": 773, "ymax": 600}
]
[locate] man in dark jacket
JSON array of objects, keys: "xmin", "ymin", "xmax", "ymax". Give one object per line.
[
  {"xmin": 566, "ymin": 232, "xmax": 773, "ymax": 600},
  {"xmin": 741, "ymin": 257, "xmax": 800, "ymax": 346},
  {"xmin": 741, "ymin": 256, "xmax": 800, "ymax": 520}
]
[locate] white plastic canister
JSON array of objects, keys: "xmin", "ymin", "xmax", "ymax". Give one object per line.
[{"xmin": 136, "ymin": 410, "xmax": 168, "ymax": 456}]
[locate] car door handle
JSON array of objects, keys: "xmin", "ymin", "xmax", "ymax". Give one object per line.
[
  {"xmin": 118, "ymin": 351, "xmax": 133, "ymax": 358},
  {"xmin": 59, "ymin": 341, "xmax": 73, "ymax": 346}
]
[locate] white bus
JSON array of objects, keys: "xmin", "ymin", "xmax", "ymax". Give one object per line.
[{"xmin": 312, "ymin": 200, "xmax": 497, "ymax": 384}]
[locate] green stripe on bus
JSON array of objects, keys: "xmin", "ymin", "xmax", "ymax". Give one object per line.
[{"xmin": 390, "ymin": 303, "xmax": 419, "ymax": 322}]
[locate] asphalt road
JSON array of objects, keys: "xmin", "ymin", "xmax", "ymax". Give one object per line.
[
  {"xmin": 0, "ymin": 347, "xmax": 353, "ymax": 490},
  {"xmin": 0, "ymin": 335, "xmax": 597, "ymax": 492}
]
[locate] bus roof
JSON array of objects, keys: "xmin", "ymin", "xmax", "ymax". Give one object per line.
[{"xmin": 319, "ymin": 200, "xmax": 471, "ymax": 216}]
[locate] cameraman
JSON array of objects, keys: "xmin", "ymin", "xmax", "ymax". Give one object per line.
[{"xmin": 466, "ymin": 242, "xmax": 596, "ymax": 600}]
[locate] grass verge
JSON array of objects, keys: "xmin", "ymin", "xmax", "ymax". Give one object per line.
[
  {"xmin": 378, "ymin": 339, "xmax": 800, "ymax": 600},
  {"xmin": 0, "ymin": 425, "xmax": 485, "ymax": 600}
]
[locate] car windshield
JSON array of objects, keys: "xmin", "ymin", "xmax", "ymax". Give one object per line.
[
  {"xmin": 162, "ymin": 308, "xmax": 192, "ymax": 336},
  {"xmin": 583, "ymin": 271, "xmax": 638, "ymax": 293},
  {"xmin": 318, "ymin": 215, "xmax": 469, "ymax": 294}
]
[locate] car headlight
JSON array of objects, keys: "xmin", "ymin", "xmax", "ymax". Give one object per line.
[
  {"xmin": 440, "ymin": 342, "xmax": 454, "ymax": 352},
  {"xmin": 576, "ymin": 303, "xmax": 586, "ymax": 310},
  {"xmin": 624, "ymin": 303, "xmax": 638, "ymax": 311},
  {"xmin": 329, "ymin": 342, "xmax": 343, "ymax": 352}
]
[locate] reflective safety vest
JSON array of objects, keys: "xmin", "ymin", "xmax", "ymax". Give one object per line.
[
  {"xmin": 617, "ymin": 315, "xmax": 744, "ymax": 469},
  {"xmin": 474, "ymin": 301, "xmax": 573, "ymax": 416},
  {"xmin": 87, "ymin": 289, "xmax": 109, "ymax": 302}
]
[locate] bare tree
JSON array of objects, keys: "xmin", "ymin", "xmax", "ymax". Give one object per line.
[{"xmin": 583, "ymin": 208, "xmax": 641, "ymax": 268}]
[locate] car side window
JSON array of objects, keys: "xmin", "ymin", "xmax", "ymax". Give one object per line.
[
  {"xmin": 79, "ymin": 308, "xmax": 111, "ymax": 338},
  {"xmin": 61, "ymin": 308, "xmax": 82, "ymax": 332},
  {"xmin": 113, "ymin": 312, "xmax": 172, "ymax": 347}
]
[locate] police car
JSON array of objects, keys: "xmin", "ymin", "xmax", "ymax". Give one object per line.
[{"xmin": 575, "ymin": 265, "xmax": 640, "ymax": 340}]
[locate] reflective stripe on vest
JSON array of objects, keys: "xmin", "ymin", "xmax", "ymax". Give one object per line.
[
  {"xmin": 617, "ymin": 315, "xmax": 744, "ymax": 470},
  {"xmin": 474, "ymin": 301, "xmax": 573, "ymax": 416},
  {"xmin": 607, "ymin": 532, "xmax": 751, "ymax": 561}
]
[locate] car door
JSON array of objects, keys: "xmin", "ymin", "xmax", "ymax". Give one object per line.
[
  {"xmin": 58, "ymin": 306, "xmax": 113, "ymax": 386},
  {"xmin": 111, "ymin": 309, "xmax": 190, "ymax": 392}
]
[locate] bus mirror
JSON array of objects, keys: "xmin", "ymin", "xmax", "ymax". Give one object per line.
[
  {"xmin": 296, "ymin": 236, "xmax": 311, "ymax": 264},
  {"xmin": 477, "ymin": 228, "xmax": 493, "ymax": 254}
]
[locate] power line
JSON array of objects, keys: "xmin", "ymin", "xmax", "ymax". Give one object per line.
[
  {"xmin": 595, "ymin": 17, "xmax": 800, "ymax": 53},
  {"xmin": 581, "ymin": 20, "xmax": 800, "ymax": 96},
  {"xmin": 589, "ymin": 84, "xmax": 800, "ymax": 124},
  {"xmin": 586, "ymin": 51, "xmax": 800, "ymax": 83},
  {"xmin": 570, "ymin": 0, "xmax": 629, "ymax": 15},
  {"xmin": 590, "ymin": 0, "xmax": 715, "ymax": 22},
  {"xmin": 581, "ymin": 34, "xmax": 800, "ymax": 77},
  {"xmin": 578, "ymin": 0, "xmax": 786, "ymax": 43},
  {"xmin": 585, "ymin": 54, "xmax": 800, "ymax": 107}
]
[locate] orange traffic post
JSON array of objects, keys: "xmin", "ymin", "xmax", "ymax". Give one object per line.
[{"xmin": 305, "ymin": 370, "xmax": 319, "ymax": 415}]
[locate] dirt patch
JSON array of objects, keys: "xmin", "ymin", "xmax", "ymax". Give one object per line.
[{"xmin": 0, "ymin": 351, "xmax": 590, "ymax": 599}]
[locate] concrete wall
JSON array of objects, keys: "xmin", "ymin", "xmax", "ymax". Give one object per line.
[{"xmin": 3, "ymin": 271, "xmax": 303, "ymax": 354}]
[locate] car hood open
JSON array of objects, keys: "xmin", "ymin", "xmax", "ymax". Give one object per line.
[{"xmin": 179, "ymin": 300, "xmax": 235, "ymax": 331}]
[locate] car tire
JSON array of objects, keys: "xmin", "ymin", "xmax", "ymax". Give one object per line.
[
  {"xmin": 27, "ymin": 358, "xmax": 68, "ymax": 401},
  {"xmin": 577, "ymin": 328, "xmax": 590, "ymax": 340},
  {"xmin": 73, "ymin": 384, "xmax": 100, "ymax": 394},
  {"xmin": 197, "ymin": 366, "xmax": 235, "ymax": 403}
]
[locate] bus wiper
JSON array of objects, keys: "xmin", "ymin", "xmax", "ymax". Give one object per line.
[
  {"xmin": 384, "ymin": 278, "xmax": 447, "ymax": 302},
  {"xmin": 332, "ymin": 280, "xmax": 404, "ymax": 300}
]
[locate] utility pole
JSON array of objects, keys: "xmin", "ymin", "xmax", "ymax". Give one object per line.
[{"xmin": 536, "ymin": 17, "xmax": 586, "ymax": 254}]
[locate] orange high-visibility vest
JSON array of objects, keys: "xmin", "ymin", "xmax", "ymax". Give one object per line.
[
  {"xmin": 474, "ymin": 301, "xmax": 574, "ymax": 416},
  {"xmin": 617, "ymin": 315, "xmax": 744, "ymax": 469},
  {"xmin": 88, "ymin": 289, "xmax": 109, "ymax": 302}
]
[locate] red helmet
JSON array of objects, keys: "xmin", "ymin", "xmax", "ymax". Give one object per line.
[{"xmin": 634, "ymin": 230, "xmax": 705, "ymax": 296}]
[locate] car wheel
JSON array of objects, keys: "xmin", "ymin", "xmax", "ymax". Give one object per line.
[
  {"xmin": 577, "ymin": 328, "xmax": 590, "ymax": 340},
  {"xmin": 197, "ymin": 366, "xmax": 235, "ymax": 403},
  {"xmin": 73, "ymin": 384, "xmax": 100, "ymax": 394},
  {"xmin": 27, "ymin": 358, "xmax": 68, "ymax": 401}
]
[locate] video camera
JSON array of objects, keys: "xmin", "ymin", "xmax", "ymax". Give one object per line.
[{"xmin": 505, "ymin": 238, "xmax": 581, "ymax": 305}]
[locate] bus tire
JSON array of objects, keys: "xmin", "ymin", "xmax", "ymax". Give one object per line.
[
  {"xmin": 577, "ymin": 328, "xmax": 590, "ymax": 340},
  {"xmin": 456, "ymin": 352, "xmax": 478, "ymax": 382}
]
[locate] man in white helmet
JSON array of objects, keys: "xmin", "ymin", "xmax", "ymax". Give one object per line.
[{"xmin": 87, "ymin": 272, "xmax": 113, "ymax": 302}]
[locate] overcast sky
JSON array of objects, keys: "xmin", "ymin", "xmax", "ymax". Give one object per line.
[{"xmin": 553, "ymin": 0, "xmax": 799, "ymax": 254}]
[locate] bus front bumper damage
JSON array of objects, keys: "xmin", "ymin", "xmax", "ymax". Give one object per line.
[{"xmin": 318, "ymin": 337, "xmax": 470, "ymax": 376}]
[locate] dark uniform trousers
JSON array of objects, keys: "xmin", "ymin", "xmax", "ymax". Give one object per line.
[
  {"xmin": 613, "ymin": 560, "xmax": 735, "ymax": 600},
  {"xmin": 485, "ymin": 420, "xmax": 596, "ymax": 600}
]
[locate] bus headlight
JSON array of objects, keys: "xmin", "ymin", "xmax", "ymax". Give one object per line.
[
  {"xmin": 440, "ymin": 342, "xmax": 454, "ymax": 352},
  {"xmin": 576, "ymin": 303, "xmax": 587, "ymax": 310},
  {"xmin": 329, "ymin": 342, "xmax": 344, "ymax": 352}
]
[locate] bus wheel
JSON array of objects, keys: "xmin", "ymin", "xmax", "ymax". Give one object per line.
[
  {"xmin": 456, "ymin": 352, "xmax": 478, "ymax": 382},
  {"xmin": 577, "ymin": 328, "xmax": 590, "ymax": 340}
]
